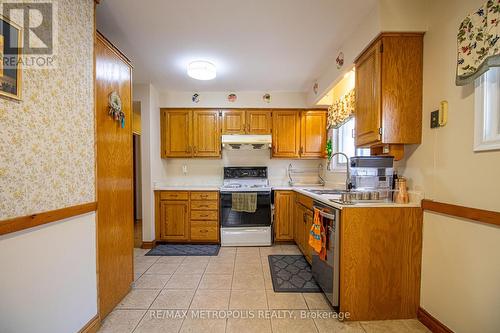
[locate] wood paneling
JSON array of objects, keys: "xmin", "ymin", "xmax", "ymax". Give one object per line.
[
  {"xmin": 95, "ymin": 32, "xmax": 134, "ymax": 318},
  {"xmin": 422, "ymin": 200, "xmax": 500, "ymax": 227},
  {"xmin": 340, "ymin": 207, "xmax": 423, "ymax": 321},
  {"xmin": 417, "ymin": 307, "xmax": 455, "ymax": 333},
  {"xmin": 272, "ymin": 110, "xmax": 301, "ymax": 158},
  {"xmin": 381, "ymin": 35, "xmax": 423, "ymax": 144},
  {"xmin": 162, "ymin": 109, "xmax": 192, "ymax": 157},
  {"xmin": 192, "ymin": 110, "xmax": 221, "ymax": 157},
  {"xmin": 247, "ymin": 110, "xmax": 272, "ymax": 134},
  {"xmin": 274, "ymin": 191, "xmax": 295, "ymax": 241},
  {"xmin": 300, "ymin": 110, "xmax": 327, "ymax": 158},
  {"xmin": 221, "ymin": 109, "xmax": 246, "ymax": 134},
  {"xmin": 355, "ymin": 40, "xmax": 382, "ymax": 147},
  {"xmin": 0, "ymin": 202, "xmax": 97, "ymax": 236},
  {"xmin": 160, "ymin": 200, "xmax": 189, "ymax": 240}
]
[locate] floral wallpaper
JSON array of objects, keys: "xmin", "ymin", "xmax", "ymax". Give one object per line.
[
  {"xmin": 456, "ymin": 0, "xmax": 499, "ymax": 85},
  {"xmin": 0, "ymin": 0, "xmax": 95, "ymax": 220},
  {"xmin": 327, "ymin": 89, "xmax": 355, "ymax": 129}
]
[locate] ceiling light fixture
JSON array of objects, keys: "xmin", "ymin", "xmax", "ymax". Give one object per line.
[{"xmin": 187, "ymin": 61, "xmax": 217, "ymax": 80}]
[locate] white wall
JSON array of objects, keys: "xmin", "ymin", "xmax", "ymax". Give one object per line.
[
  {"xmin": 160, "ymin": 91, "xmax": 308, "ymax": 108},
  {"xmin": 397, "ymin": 0, "xmax": 500, "ymax": 332},
  {"xmin": 0, "ymin": 213, "xmax": 97, "ymax": 333}
]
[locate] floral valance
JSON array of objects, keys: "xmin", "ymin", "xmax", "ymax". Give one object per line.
[
  {"xmin": 327, "ymin": 89, "xmax": 355, "ymax": 129},
  {"xmin": 456, "ymin": 0, "xmax": 500, "ymax": 86}
]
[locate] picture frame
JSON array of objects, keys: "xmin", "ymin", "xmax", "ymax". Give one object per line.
[{"xmin": 0, "ymin": 14, "xmax": 22, "ymax": 100}]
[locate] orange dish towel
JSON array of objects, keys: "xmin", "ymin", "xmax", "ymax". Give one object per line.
[{"xmin": 309, "ymin": 208, "xmax": 322, "ymax": 253}]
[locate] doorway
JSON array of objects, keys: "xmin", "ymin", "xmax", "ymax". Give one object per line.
[{"xmin": 132, "ymin": 101, "xmax": 142, "ymax": 248}]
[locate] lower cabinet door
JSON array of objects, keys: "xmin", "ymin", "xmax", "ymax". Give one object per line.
[
  {"xmin": 303, "ymin": 209, "xmax": 314, "ymax": 262},
  {"xmin": 160, "ymin": 200, "xmax": 189, "ymax": 240},
  {"xmin": 275, "ymin": 191, "xmax": 295, "ymax": 241},
  {"xmin": 190, "ymin": 221, "xmax": 218, "ymax": 241}
]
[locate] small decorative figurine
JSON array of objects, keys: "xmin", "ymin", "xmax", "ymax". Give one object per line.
[
  {"xmin": 228, "ymin": 93, "xmax": 237, "ymax": 102},
  {"xmin": 108, "ymin": 91, "xmax": 125, "ymax": 128},
  {"xmin": 263, "ymin": 93, "xmax": 271, "ymax": 103},
  {"xmin": 192, "ymin": 93, "xmax": 200, "ymax": 103},
  {"xmin": 336, "ymin": 52, "xmax": 344, "ymax": 69}
]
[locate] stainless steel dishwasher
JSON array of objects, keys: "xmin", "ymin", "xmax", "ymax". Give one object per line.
[{"xmin": 311, "ymin": 201, "xmax": 340, "ymax": 309}]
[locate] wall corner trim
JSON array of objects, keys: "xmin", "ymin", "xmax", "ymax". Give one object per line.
[
  {"xmin": 417, "ymin": 307, "xmax": 454, "ymax": 333},
  {"xmin": 78, "ymin": 314, "xmax": 100, "ymax": 333},
  {"xmin": 421, "ymin": 199, "xmax": 500, "ymax": 227},
  {"xmin": 0, "ymin": 202, "xmax": 98, "ymax": 236}
]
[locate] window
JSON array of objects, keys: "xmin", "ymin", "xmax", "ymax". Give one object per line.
[
  {"xmin": 330, "ymin": 117, "xmax": 369, "ymax": 171},
  {"xmin": 474, "ymin": 67, "xmax": 500, "ymax": 151}
]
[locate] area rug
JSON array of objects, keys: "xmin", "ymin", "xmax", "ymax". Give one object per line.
[
  {"xmin": 268, "ymin": 255, "xmax": 321, "ymax": 292},
  {"xmin": 145, "ymin": 244, "xmax": 220, "ymax": 256}
]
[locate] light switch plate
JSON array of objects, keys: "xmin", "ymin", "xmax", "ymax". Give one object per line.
[{"xmin": 430, "ymin": 110, "xmax": 440, "ymax": 128}]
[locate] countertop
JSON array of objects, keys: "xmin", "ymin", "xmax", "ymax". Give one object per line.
[{"xmin": 153, "ymin": 183, "xmax": 422, "ymax": 209}]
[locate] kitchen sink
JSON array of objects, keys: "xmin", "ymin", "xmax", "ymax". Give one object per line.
[{"xmin": 304, "ymin": 189, "xmax": 346, "ymax": 195}]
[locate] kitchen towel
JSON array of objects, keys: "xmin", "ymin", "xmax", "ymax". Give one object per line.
[{"xmin": 231, "ymin": 192, "xmax": 257, "ymax": 213}]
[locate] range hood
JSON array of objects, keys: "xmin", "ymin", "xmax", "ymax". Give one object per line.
[{"xmin": 221, "ymin": 134, "xmax": 272, "ymax": 150}]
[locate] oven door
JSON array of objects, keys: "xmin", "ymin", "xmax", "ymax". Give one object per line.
[{"xmin": 220, "ymin": 191, "xmax": 271, "ymax": 227}]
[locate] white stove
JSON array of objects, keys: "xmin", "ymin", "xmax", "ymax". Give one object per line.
[{"xmin": 219, "ymin": 167, "xmax": 272, "ymax": 246}]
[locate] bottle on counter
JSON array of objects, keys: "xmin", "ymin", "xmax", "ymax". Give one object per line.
[{"xmin": 394, "ymin": 177, "xmax": 409, "ymax": 204}]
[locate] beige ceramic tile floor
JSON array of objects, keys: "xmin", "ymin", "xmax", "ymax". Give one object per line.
[{"xmin": 98, "ymin": 245, "xmax": 430, "ymax": 333}]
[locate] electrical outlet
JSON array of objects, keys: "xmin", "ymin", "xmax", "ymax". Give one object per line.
[
  {"xmin": 430, "ymin": 110, "xmax": 440, "ymax": 128},
  {"xmin": 182, "ymin": 165, "xmax": 188, "ymax": 175}
]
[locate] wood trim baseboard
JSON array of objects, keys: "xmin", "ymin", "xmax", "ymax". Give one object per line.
[
  {"xmin": 422, "ymin": 200, "xmax": 500, "ymax": 227},
  {"xmin": 79, "ymin": 314, "xmax": 100, "ymax": 333},
  {"xmin": 141, "ymin": 240, "xmax": 156, "ymax": 249},
  {"xmin": 417, "ymin": 307, "xmax": 454, "ymax": 333},
  {"xmin": 0, "ymin": 202, "xmax": 98, "ymax": 236}
]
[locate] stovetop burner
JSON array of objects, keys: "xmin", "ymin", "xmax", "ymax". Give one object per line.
[{"xmin": 221, "ymin": 166, "xmax": 270, "ymax": 192}]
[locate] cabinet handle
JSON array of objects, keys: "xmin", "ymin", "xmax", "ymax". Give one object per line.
[
  {"xmin": 200, "ymin": 195, "xmax": 208, "ymax": 199},
  {"xmin": 200, "ymin": 229, "xmax": 208, "ymax": 233},
  {"xmin": 199, "ymin": 205, "xmax": 209, "ymax": 208}
]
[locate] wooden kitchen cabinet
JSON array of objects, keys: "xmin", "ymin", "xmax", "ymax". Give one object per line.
[
  {"xmin": 300, "ymin": 110, "xmax": 327, "ymax": 158},
  {"xmin": 247, "ymin": 110, "xmax": 272, "ymax": 134},
  {"xmin": 221, "ymin": 109, "xmax": 246, "ymax": 134},
  {"xmin": 221, "ymin": 109, "xmax": 271, "ymax": 134},
  {"xmin": 272, "ymin": 110, "xmax": 301, "ymax": 158},
  {"xmin": 293, "ymin": 193, "xmax": 314, "ymax": 263},
  {"xmin": 161, "ymin": 109, "xmax": 192, "ymax": 158},
  {"xmin": 155, "ymin": 190, "xmax": 219, "ymax": 243},
  {"xmin": 274, "ymin": 191, "xmax": 295, "ymax": 241},
  {"xmin": 192, "ymin": 110, "xmax": 221, "ymax": 157},
  {"xmin": 355, "ymin": 33, "xmax": 423, "ymax": 156},
  {"xmin": 159, "ymin": 200, "xmax": 189, "ymax": 241},
  {"xmin": 161, "ymin": 109, "xmax": 221, "ymax": 158}
]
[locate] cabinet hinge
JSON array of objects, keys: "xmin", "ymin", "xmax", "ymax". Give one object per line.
[
  {"xmin": 378, "ymin": 127, "xmax": 383, "ymax": 135},
  {"xmin": 380, "ymin": 43, "xmax": 384, "ymax": 53}
]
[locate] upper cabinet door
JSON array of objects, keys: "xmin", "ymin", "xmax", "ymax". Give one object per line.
[
  {"xmin": 300, "ymin": 111, "xmax": 327, "ymax": 158},
  {"xmin": 192, "ymin": 110, "xmax": 221, "ymax": 158},
  {"xmin": 247, "ymin": 110, "xmax": 272, "ymax": 134},
  {"xmin": 162, "ymin": 109, "xmax": 192, "ymax": 158},
  {"xmin": 221, "ymin": 109, "xmax": 246, "ymax": 134},
  {"xmin": 272, "ymin": 110, "xmax": 300, "ymax": 158},
  {"xmin": 355, "ymin": 40, "xmax": 382, "ymax": 147}
]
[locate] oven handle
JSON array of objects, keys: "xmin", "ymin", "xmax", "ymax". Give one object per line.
[{"xmin": 315, "ymin": 209, "xmax": 336, "ymax": 220}]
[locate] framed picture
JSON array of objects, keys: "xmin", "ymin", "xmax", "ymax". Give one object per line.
[{"xmin": 0, "ymin": 15, "xmax": 22, "ymax": 100}]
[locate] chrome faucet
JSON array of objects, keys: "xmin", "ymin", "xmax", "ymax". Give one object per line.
[{"xmin": 330, "ymin": 152, "xmax": 352, "ymax": 191}]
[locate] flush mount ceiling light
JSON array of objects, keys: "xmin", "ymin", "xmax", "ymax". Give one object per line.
[{"xmin": 187, "ymin": 61, "xmax": 216, "ymax": 80}]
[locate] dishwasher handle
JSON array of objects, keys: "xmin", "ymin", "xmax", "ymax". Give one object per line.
[{"xmin": 315, "ymin": 208, "xmax": 336, "ymax": 220}]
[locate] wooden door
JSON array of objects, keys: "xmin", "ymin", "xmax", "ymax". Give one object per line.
[
  {"xmin": 95, "ymin": 33, "xmax": 134, "ymax": 318},
  {"xmin": 272, "ymin": 110, "xmax": 300, "ymax": 158},
  {"xmin": 247, "ymin": 110, "xmax": 271, "ymax": 134},
  {"xmin": 162, "ymin": 109, "xmax": 192, "ymax": 157},
  {"xmin": 355, "ymin": 40, "xmax": 382, "ymax": 147},
  {"xmin": 221, "ymin": 109, "xmax": 246, "ymax": 134},
  {"xmin": 274, "ymin": 191, "xmax": 294, "ymax": 241},
  {"xmin": 300, "ymin": 111, "xmax": 327, "ymax": 158},
  {"xmin": 192, "ymin": 110, "xmax": 221, "ymax": 157},
  {"xmin": 160, "ymin": 200, "xmax": 189, "ymax": 241}
]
